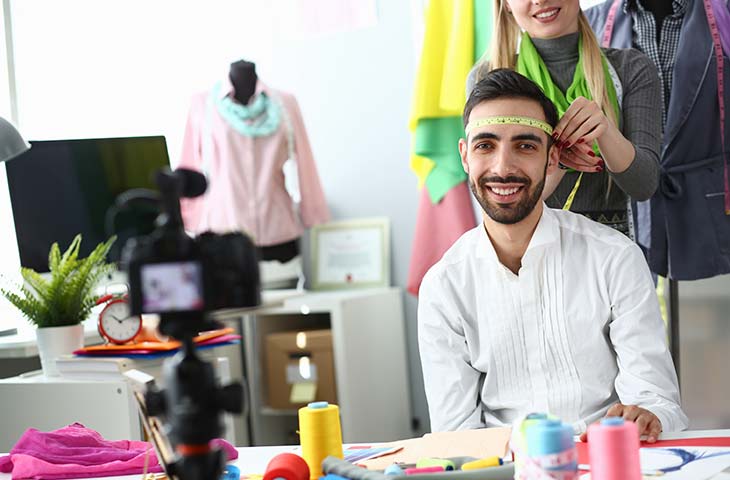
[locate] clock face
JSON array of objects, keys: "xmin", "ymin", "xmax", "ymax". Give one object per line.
[{"xmin": 99, "ymin": 299, "xmax": 142, "ymax": 344}]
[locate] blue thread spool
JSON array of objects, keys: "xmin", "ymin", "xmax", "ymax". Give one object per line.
[{"xmin": 525, "ymin": 419, "xmax": 577, "ymax": 476}]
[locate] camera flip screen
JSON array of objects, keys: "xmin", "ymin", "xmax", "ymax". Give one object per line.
[{"xmin": 140, "ymin": 261, "xmax": 204, "ymax": 313}]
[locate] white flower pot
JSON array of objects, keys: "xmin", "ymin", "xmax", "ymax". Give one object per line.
[{"xmin": 36, "ymin": 324, "xmax": 84, "ymax": 377}]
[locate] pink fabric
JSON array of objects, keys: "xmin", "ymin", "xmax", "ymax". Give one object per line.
[
  {"xmin": 179, "ymin": 77, "xmax": 330, "ymax": 246},
  {"xmin": 0, "ymin": 423, "xmax": 238, "ymax": 480},
  {"xmin": 406, "ymin": 182, "xmax": 476, "ymax": 296}
]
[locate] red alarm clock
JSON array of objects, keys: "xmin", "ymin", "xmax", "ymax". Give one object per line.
[{"xmin": 96, "ymin": 294, "xmax": 142, "ymax": 344}]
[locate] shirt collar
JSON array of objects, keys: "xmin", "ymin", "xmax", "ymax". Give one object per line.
[
  {"xmin": 624, "ymin": 0, "xmax": 689, "ymax": 16},
  {"xmin": 476, "ymin": 205, "xmax": 560, "ymax": 264},
  {"xmin": 217, "ymin": 76, "xmax": 268, "ymax": 103}
]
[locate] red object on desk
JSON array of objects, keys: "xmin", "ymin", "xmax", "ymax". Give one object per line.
[
  {"xmin": 263, "ymin": 452, "xmax": 309, "ymax": 480},
  {"xmin": 577, "ymin": 437, "xmax": 730, "ymax": 464}
]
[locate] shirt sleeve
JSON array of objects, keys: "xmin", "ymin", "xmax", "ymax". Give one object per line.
[
  {"xmin": 282, "ymin": 93, "xmax": 330, "ymax": 228},
  {"xmin": 608, "ymin": 49, "xmax": 662, "ymax": 202},
  {"xmin": 606, "ymin": 243, "xmax": 689, "ymax": 432},
  {"xmin": 418, "ymin": 267, "xmax": 485, "ymax": 432}
]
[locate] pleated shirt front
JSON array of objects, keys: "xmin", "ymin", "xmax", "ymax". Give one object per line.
[{"xmin": 418, "ymin": 207, "xmax": 687, "ymax": 434}]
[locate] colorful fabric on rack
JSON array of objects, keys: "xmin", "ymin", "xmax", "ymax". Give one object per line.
[
  {"xmin": 407, "ymin": 182, "xmax": 476, "ymax": 295},
  {"xmin": 0, "ymin": 423, "xmax": 238, "ymax": 479},
  {"xmin": 406, "ymin": 0, "xmax": 492, "ymax": 295},
  {"xmin": 409, "ymin": 0, "xmax": 473, "ymax": 195}
]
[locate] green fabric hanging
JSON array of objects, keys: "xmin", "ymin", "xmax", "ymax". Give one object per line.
[
  {"xmin": 416, "ymin": 117, "xmax": 467, "ymax": 204},
  {"xmin": 516, "ymin": 33, "xmax": 620, "ymax": 134}
]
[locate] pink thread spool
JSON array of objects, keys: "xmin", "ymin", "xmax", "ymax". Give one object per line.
[{"xmin": 587, "ymin": 417, "xmax": 641, "ymax": 480}]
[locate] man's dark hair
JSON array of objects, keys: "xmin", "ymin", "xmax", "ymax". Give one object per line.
[{"xmin": 463, "ymin": 68, "xmax": 559, "ymax": 132}]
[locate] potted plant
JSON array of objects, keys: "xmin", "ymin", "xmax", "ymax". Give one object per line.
[{"xmin": 1, "ymin": 234, "xmax": 116, "ymax": 377}]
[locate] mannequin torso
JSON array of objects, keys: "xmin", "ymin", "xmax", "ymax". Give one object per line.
[{"xmin": 229, "ymin": 60, "xmax": 257, "ymax": 104}]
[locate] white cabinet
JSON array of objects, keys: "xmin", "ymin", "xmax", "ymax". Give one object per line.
[
  {"xmin": 0, "ymin": 349, "xmax": 244, "ymax": 451},
  {"xmin": 242, "ymin": 287, "xmax": 412, "ymax": 445},
  {"xmin": 0, "ymin": 374, "xmax": 141, "ymax": 452}
]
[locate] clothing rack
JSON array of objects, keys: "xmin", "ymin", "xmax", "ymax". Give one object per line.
[{"xmin": 669, "ymin": 279, "xmax": 680, "ymax": 384}]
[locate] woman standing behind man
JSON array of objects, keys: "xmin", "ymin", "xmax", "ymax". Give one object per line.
[{"xmin": 469, "ymin": 0, "xmax": 662, "ymax": 239}]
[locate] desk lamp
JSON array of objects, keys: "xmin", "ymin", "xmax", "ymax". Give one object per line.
[
  {"xmin": 0, "ymin": 116, "xmax": 29, "ymax": 163},
  {"xmin": 0, "ymin": 116, "xmax": 28, "ymax": 337}
]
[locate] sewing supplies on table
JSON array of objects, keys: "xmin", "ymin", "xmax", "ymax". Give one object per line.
[
  {"xmin": 415, "ymin": 458, "xmax": 455, "ymax": 471},
  {"xmin": 587, "ymin": 417, "xmax": 642, "ymax": 480},
  {"xmin": 299, "ymin": 401, "xmax": 344, "ymax": 479},
  {"xmin": 263, "ymin": 452, "xmax": 310, "ymax": 480},
  {"xmin": 511, "ymin": 413, "xmax": 580, "ymax": 479}
]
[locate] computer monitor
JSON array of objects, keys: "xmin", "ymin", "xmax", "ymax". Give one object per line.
[{"xmin": 6, "ymin": 136, "xmax": 170, "ymax": 273}]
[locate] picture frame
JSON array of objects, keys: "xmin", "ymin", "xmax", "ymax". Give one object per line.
[{"xmin": 310, "ymin": 217, "xmax": 390, "ymax": 290}]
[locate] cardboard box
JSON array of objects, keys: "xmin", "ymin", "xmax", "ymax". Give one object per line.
[{"xmin": 264, "ymin": 329, "xmax": 337, "ymax": 410}]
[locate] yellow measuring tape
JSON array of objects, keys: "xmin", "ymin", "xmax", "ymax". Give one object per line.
[
  {"xmin": 562, "ymin": 173, "xmax": 583, "ymax": 210},
  {"xmin": 465, "ymin": 116, "xmax": 554, "ymax": 136}
]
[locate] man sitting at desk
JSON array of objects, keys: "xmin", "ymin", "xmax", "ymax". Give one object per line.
[{"xmin": 418, "ymin": 69, "xmax": 687, "ymax": 442}]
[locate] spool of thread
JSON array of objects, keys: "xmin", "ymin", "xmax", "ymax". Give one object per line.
[
  {"xmin": 511, "ymin": 412, "xmax": 549, "ymax": 478},
  {"xmin": 298, "ymin": 401, "xmax": 344, "ymax": 480},
  {"xmin": 461, "ymin": 456, "xmax": 503, "ymax": 470},
  {"xmin": 262, "ymin": 452, "xmax": 310, "ymax": 480},
  {"xmin": 415, "ymin": 458, "xmax": 455, "ymax": 471},
  {"xmin": 587, "ymin": 417, "xmax": 641, "ymax": 480},
  {"xmin": 221, "ymin": 465, "xmax": 240, "ymax": 480},
  {"xmin": 524, "ymin": 419, "xmax": 578, "ymax": 479}
]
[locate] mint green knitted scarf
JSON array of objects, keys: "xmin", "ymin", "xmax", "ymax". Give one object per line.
[{"xmin": 213, "ymin": 83, "xmax": 281, "ymax": 137}]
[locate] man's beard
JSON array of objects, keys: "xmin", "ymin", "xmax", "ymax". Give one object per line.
[{"xmin": 469, "ymin": 170, "xmax": 546, "ymax": 225}]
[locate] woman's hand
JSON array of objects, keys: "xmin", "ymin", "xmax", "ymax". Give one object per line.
[
  {"xmin": 553, "ymin": 96, "xmax": 610, "ymax": 149},
  {"xmin": 556, "ymin": 143, "xmax": 604, "ymax": 173},
  {"xmin": 553, "ymin": 96, "xmax": 635, "ymax": 174}
]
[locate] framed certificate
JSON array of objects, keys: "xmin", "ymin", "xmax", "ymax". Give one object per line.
[{"xmin": 311, "ymin": 217, "xmax": 390, "ymax": 290}]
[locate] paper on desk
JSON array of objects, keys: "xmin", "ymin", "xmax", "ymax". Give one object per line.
[
  {"xmin": 578, "ymin": 446, "xmax": 730, "ymax": 480},
  {"xmin": 358, "ymin": 427, "xmax": 512, "ymax": 470},
  {"xmin": 642, "ymin": 447, "xmax": 730, "ymax": 479}
]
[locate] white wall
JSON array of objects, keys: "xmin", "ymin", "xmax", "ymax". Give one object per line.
[
  {"xmin": 8, "ymin": 0, "xmax": 723, "ymax": 437},
  {"xmin": 1, "ymin": 0, "xmax": 428, "ymax": 433}
]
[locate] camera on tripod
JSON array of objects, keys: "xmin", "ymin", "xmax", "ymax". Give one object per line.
[
  {"xmin": 113, "ymin": 167, "xmax": 261, "ymax": 480},
  {"xmin": 119, "ymin": 168, "xmax": 261, "ymax": 335}
]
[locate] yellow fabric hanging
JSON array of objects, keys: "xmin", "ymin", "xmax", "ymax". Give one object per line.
[
  {"xmin": 410, "ymin": 154, "xmax": 435, "ymax": 188},
  {"xmin": 409, "ymin": 0, "xmax": 475, "ymax": 186}
]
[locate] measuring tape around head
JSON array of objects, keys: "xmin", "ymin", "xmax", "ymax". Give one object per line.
[
  {"xmin": 602, "ymin": 0, "xmax": 730, "ymax": 215},
  {"xmin": 465, "ymin": 116, "xmax": 554, "ymax": 136}
]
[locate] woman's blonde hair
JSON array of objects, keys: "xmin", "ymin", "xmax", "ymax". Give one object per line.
[{"xmin": 478, "ymin": 0, "xmax": 617, "ymax": 127}]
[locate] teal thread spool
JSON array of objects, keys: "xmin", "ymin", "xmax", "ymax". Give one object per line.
[{"xmin": 525, "ymin": 419, "xmax": 577, "ymax": 478}]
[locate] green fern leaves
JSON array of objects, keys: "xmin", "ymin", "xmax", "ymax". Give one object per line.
[{"xmin": 1, "ymin": 235, "xmax": 116, "ymax": 328}]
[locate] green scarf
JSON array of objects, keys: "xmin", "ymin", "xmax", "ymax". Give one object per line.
[
  {"xmin": 212, "ymin": 83, "xmax": 281, "ymax": 137},
  {"xmin": 516, "ymin": 32, "xmax": 620, "ymax": 143}
]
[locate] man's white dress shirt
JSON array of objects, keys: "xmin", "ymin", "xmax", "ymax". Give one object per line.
[{"xmin": 418, "ymin": 206, "xmax": 688, "ymax": 433}]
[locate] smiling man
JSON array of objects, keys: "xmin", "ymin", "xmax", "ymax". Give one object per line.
[{"xmin": 418, "ymin": 69, "xmax": 687, "ymax": 441}]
